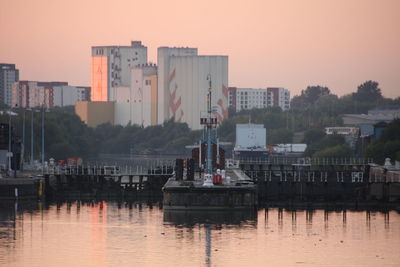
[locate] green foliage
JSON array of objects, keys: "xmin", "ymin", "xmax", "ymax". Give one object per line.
[
  {"xmin": 364, "ymin": 119, "xmax": 400, "ymax": 164},
  {"xmin": 313, "ymin": 144, "xmax": 353, "ymax": 158},
  {"xmin": 291, "ymin": 85, "xmax": 330, "ymax": 109},
  {"xmin": 303, "ymin": 129, "xmax": 326, "ymax": 145},
  {"xmin": 268, "ymin": 128, "xmax": 294, "ymax": 145},
  {"xmin": 353, "ymin": 80, "xmax": 382, "ymax": 103},
  {"xmin": 1, "ymin": 80, "xmax": 396, "ymax": 162},
  {"xmin": 304, "ymin": 134, "xmax": 345, "ymax": 156},
  {"xmin": 380, "ymin": 119, "xmax": 400, "ymax": 142},
  {"xmin": 365, "ymin": 140, "xmax": 400, "ymax": 165}
]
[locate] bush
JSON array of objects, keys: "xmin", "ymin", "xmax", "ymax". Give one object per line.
[{"xmin": 312, "ymin": 144, "xmax": 353, "ymax": 158}]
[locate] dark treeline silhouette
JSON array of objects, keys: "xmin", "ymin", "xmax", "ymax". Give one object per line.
[{"xmin": 0, "ymin": 80, "xmax": 398, "ymax": 162}]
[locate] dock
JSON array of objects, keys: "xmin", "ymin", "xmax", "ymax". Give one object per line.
[
  {"xmin": 162, "ymin": 168, "xmax": 257, "ymax": 210},
  {"xmin": 0, "ymin": 177, "xmax": 44, "ymax": 200}
]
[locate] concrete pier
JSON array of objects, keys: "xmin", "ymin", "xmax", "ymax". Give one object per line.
[
  {"xmin": 163, "ymin": 169, "xmax": 257, "ymax": 210},
  {"xmin": 0, "ymin": 177, "xmax": 44, "ymax": 200}
]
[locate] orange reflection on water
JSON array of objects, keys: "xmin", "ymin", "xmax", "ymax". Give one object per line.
[
  {"xmin": 90, "ymin": 201, "xmax": 107, "ymax": 267},
  {"xmin": 1, "ymin": 202, "xmax": 399, "ymax": 267}
]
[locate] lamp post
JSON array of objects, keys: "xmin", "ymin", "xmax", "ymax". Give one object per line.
[
  {"xmin": 8, "ymin": 109, "xmax": 12, "ymax": 173},
  {"xmin": 20, "ymin": 109, "xmax": 26, "ymax": 171},
  {"xmin": 41, "ymin": 107, "xmax": 45, "ymax": 172},
  {"xmin": 30, "ymin": 108, "xmax": 34, "ymax": 168}
]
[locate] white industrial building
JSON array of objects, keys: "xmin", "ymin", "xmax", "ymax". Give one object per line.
[
  {"xmin": 113, "ymin": 64, "xmax": 158, "ymax": 127},
  {"xmin": 157, "ymin": 47, "xmax": 198, "ymax": 124},
  {"xmin": 167, "ymin": 55, "xmax": 228, "ymax": 130},
  {"xmin": 91, "ymin": 41, "xmax": 147, "ymax": 101},
  {"xmin": 87, "ymin": 43, "xmax": 229, "ymax": 130},
  {"xmin": 235, "ymin": 123, "xmax": 267, "ymax": 149}
]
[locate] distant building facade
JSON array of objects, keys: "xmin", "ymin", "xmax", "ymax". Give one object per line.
[
  {"xmin": 228, "ymin": 87, "xmax": 273, "ymax": 112},
  {"xmin": 12, "ymin": 81, "xmax": 90, "ymax": 108},
  {"xmin": 343, "ymin": 109, "xmax": 400, "ymax": 126},
  {"xmin": 91, "ymin": 41, "xmax": 147, "ymax": 101},
  {"xmin": 267, "ymin": 87, "xmax": 290, "ymax": 110},
  {"xmin": 0, "ymin": 63, "xmax": 19, "ymax": 106},
  {"xmin": 167, "ymin": 55, "xmax": 228, "ymax": 130},
  {"xmin": 75, "ymin": 101, "xmax": 114, "ymax": 127},
  {"xmin": 113, "ymin": 64, "xmax": 158, "ymax": 127},
  {"xmin": 157, "ymin": 47, "xmax": 198, "ymax": 124},
  {"xmin": 82, "ymin": 43, "xmax": 228, "ymax": 130},
  {"xmin": 228, "ymin": 87, "xmax": 290, "ymax": 112}
]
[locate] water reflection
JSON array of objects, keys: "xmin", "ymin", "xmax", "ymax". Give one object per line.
[
  {"xmin": 164, "ymin": 209, "xmax": 257, "ymax": 267},
  {"xmin": 163, "ymin": 210, "xmax": 257, "ymax": 226},
  {"xmin": 0, "ymin": 201, "xmax": 399, "ymax": 267}
]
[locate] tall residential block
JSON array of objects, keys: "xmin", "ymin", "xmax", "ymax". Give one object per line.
[
  {"xmin": 228, "ymin": 87, "xmax": 290, "ymax": 112},
  {"xmin": 228, "ymin": 87, "xmax": 273, "ymax": 112},
  {"xmin": 91, "ymin": 41, "xmax": 147, "ymax": 102},
  {"xmin": 12, "ymin": 81, "xmax": 90, "ymax": 108},
  {"xmin": 267, "ymin": 87, "xmax": 291, "ymax": 110},
  {"xmin": 0, "ymin": 63, "xmax": 19, "ymax": 106}
]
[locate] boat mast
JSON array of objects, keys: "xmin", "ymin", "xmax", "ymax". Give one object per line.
[{"xmin": 206, "ymin": 74, "xmax": 212, "ymax": 173}]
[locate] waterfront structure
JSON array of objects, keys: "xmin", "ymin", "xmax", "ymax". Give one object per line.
[
  {"xmin": 12, "ymin": 81, "xmax": 90, "ymax": 108},
  {"xmin": 162, "ymin": 77, "xmax": 257, "ymax": 210},
  {"xmin": 234, "ymin": 123, "xmax": 269, "ymax": 159},
  {"xmin": 0, "ymin": 63, "xmax": 19, "ymax": 106},
  {"xmin": 113, "ymin": 64, "xmax": 158, "ymax": 127},
  {"xmin": 91, "ymin": 41, "xmax": 147, "ymax": 102},
  {"xmin": 75, "ymin": 101, "xmax": 114, "ymax": 127}
]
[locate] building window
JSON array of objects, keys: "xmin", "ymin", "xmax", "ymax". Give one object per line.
[{"xmin": 145, "ymin": 80, "xmax": 151, "ymax": 86}]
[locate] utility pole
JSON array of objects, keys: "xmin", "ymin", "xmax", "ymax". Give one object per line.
[
  {"xmin": 30, "ymin": 109, "xmax": 34, "ymax": 168},
  {"xmin": 20, "ymin": 109, "xmax": 25, "ymax": 171},
  {"xmin": 8, "ymin": 109, "xmax": 12, "ymax": 174},
  {"xmin": 41, "ymin": 107, "xmax": 45, "ymax": 172}
]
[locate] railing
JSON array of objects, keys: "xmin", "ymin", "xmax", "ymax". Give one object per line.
[
  {"xmin": 44, "ymin": 162, "xmax": 175, "ymax": 176},
  {"xmin": 236, "ymin": 157, "xmax": 374, "ymax": 166}
]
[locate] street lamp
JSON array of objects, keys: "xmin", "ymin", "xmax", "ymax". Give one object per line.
[
  {"xmin": 7, "ymin": 107, "xmax": 17, "ymax": 177},
  {"xmin": 28, "ymin": 108, "xmax": 41, "ymax": 170},
  {"xmin": 20, "ymin": 108, "xmax": 26, "ymax": 171},
  {"xmin": 41, "ymin": 107, "xmax": 49, "ymax": 173},
  {"xmin": 8, "ymin": 109, "xmax": 12, "ymax": 173}
]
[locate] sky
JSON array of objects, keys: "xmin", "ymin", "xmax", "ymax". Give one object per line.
[{"xmin": 0, "ymin": 0, "xmax": 399, "ymax": 98}]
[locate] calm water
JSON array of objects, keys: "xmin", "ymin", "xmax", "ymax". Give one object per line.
[{"xmin": 0, "ymin": 201, "xmax": 399, "ymax": 267}]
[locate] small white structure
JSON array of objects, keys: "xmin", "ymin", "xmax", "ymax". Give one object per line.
[
  {"xmin": 203, "ymin": 174, "xmax": 214, "ymax": 187},
  {"xmin": 274, "ymin": 144, "xmax": 307, "ymax": 154},
  {"xmin": 235, "ymin": 124, "xmax": 266, "ymax": 149}
]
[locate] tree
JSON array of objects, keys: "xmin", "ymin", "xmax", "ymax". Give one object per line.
[
  {"xmin": 365, "ymin": 119, "xmax": 400, "ymax": 164},
  {"xmin": 313, "ymin": 144, "xmax": 353, "ymax": 158},
  {"xmin": 304, "ymin": 134, "xmax": 346, "ymax": 156},
  {"xmin": 268, "ymin": 128, "xmax": 293, "ymax": 145},
  {"xmin": 291, "ymin": 85, "xmax": 331, "ymax": 109},
  {"xmin": 303, "ymin": 129, "xmax": 326, "ymax": 145},
  {"xmin": 353, "ymin": 80, "xmax": 382, "ymax": 102}
]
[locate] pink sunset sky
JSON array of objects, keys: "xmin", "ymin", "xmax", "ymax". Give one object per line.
[{"xmin": 0, "ymin": 0, "xmax": 399, "ymax": 97}]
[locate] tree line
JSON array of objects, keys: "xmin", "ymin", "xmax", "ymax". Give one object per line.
[{"xmin": 0, "ymin": 80, "xmax": 398, "ymax": 163}]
